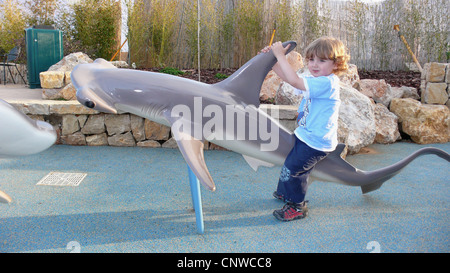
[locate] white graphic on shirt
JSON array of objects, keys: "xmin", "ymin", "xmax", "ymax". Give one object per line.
[{"xmin": 297, "ymin": 99, "xmax": 311, "ymax": 127}]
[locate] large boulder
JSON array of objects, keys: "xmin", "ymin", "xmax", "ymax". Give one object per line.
[
  {"xmin": 422, "ymin": 82, "xmax": 448, "ymax": 104},
  {"xmin": 391, "ymin": 86, "xmax": 420, "ymax": 100},
  {"xmin": 48, "ymin": 52, "xmax": 94, "ymax": 72},
  {"xmin": 260, "ymin": 51, "xmax": 303, "ymax": 102},
  {"xmin": 39, "ymin": 71, "xmax": 65, "ymax": 89},
  {"xmin": 40, "ymin": 52, "xmax": 94, "ymax": 100},
  {"xmin": 374, "ymin": 103, "xmax": 401, "ymax": 144},
  {"xmin": 275, "ymin": 80, "xmax": 304, "ymax": 106},
  {"xmin": 338, "ymin": 64, "xmax": 360, "ymax": 88},
  {"xmin": 337, "ymin": 83, "xmax": 376, "ymax": 154},
  {"xmin": 359, "ymin": 79, "xmax": 399, "ymax": 107},
  {"xmin": 422, "ymin": 62, "xmax": 447, "ymax": 82},
  {"xmin": 390, "ymin": 98, "xmax": 450, "ymax": 144}
]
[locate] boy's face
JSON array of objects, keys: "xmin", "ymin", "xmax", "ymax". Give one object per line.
[{"xmin": 307, "ymin": 55, "xmax": 337, "ymax": 77}]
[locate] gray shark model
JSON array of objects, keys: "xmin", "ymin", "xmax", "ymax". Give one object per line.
[
  {"xmin": 0, "ymin": 99, "xmax": 57, "ymax": 203},
  {"xmin": 71, "ymin": 41, "xmax": 449, "ymax": 194}
]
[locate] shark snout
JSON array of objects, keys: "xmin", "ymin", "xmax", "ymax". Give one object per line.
[
  {"xmin": 36, "ymin": 120, "xmax": 55, "ymax": 131},
  {"xmin": 76, "ymin": 87, "xmax": 118, "ymax": 114},
  {"xmin": 81, "ymin": 98, "xmax": 117, "ymax": 114},
  {"xmin": 91, "ymin": 101, "xmax": 118, "ymax": 114}
]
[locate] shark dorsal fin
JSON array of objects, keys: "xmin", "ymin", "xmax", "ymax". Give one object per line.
[{"xmin": 214, "ymin": 41, "xmax": 297, "ymax": 107}]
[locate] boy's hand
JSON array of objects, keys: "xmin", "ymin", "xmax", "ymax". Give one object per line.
[
  {"xmin": 260, "ymin": 45, "xmax": 272, "ymax": 54},
  {"xmin": 260, "ymin": 41, "xmax": 291, "ymax": 56},
  {"xmin": 271, "ymin": 41, "xmax": 291, "ymax": 58}
]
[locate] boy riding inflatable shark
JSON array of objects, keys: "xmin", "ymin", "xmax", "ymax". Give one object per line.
[{"xmin": 71, "ymin": 41, "xmax": 449, "ymax": 194}]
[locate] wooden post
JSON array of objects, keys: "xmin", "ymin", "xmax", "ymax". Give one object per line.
[{"xmin": 393, "ymin": 25, "xmax": 423, "ymax": 73}]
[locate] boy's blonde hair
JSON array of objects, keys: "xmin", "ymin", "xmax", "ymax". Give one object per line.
[{"xmin": 305, "ymin": 36, "xmax": 350, "ymax": 74}]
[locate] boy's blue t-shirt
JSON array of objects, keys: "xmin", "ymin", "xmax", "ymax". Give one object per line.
[{"xmin": 294, "ymin": 74, "xmax": 340, "ymax": 152}]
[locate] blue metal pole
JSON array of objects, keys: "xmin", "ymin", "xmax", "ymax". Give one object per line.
[{"xmin": 187, "ymin": 165, "xmax": 204, "ymax": 234}]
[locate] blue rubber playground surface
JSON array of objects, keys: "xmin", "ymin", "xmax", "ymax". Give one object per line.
[{"xmin": 0, "ymin": 142, "xmax": 448, "ymax": 253}]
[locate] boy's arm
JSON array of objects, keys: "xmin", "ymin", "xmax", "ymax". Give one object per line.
[
  {"xmin": 271, "ymin": 42, "xmax": 306, "ymax": 91},
  {"xmin": 271, "ymin": 62, "xmax": 287, "ymax": 81}
]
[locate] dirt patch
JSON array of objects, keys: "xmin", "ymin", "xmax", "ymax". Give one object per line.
[
  {"xmin": 358, "ymin": 70, "xmax": 421, "ymax": 90},
  {"xmin": 357, "ymin": 147, "xmax": 379, "ymax": 155},
  {"xmin": 157, "ymin": 68, "xmax": 421, "ymax": 88},
  {"xmin": 141, "ymin": 67, "xmax": 238, "ymax": 84},
  {"xmin": 141, "ymin": 67, "xmax": 422, "ymax": 98}
]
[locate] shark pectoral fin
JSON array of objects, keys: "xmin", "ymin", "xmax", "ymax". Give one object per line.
[
  {"xmin": 171, "ymin": 127, "xmax": 216, "ymax": 192},
  {"xmin": 361, "ymin": 181, "xmax": 385, "ymax": 194},
  {"xmin": 242, "ymin": 155, "xmax": 274, "ymax": 171}
]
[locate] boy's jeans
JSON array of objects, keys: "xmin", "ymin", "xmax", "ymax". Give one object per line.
[{"xmin": 276, "ymin": 137, "xmax": 329, "ymax": 204}]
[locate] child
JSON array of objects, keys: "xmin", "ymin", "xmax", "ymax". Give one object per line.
[{"xmin": 263, "ymin": 37, "xmax": 350, "ymax": 221}]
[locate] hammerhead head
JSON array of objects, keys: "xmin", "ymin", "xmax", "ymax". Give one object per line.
[
  {"xmin": 71, "ymin": 41, "xmax": 450, "ymax": 194},
  {"xmin": 0, "ymin": 99, "xmax": 57, "ymax": 203}
]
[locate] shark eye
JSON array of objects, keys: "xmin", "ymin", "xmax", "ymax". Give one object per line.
[{"xmin": 84, "ymin": 101, "xmax": 96, "ymax": 108}]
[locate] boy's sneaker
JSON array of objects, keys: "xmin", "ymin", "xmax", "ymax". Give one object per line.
[{"xmin": 273, "ymin": 201, "xmax": 308, "ymax": 221}]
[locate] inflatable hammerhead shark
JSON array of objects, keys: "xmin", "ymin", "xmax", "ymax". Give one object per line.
[
  {"xmin": 0, "ymin": 99, "xmax": 57, "ymax": 203},
  {"xmin": 71, "ymin": 41, "xmax": 450, "ymax": 194}
]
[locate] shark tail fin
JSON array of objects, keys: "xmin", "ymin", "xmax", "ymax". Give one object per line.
[
  {"xmin": 213, "ymin": 41, "xmax": 297, "ymax": 107},
  {"xmin": 360, "ymin": 147, "xmax": 449, "ymax": 194}
]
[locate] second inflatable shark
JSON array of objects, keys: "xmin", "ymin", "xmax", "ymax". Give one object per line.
[
  {"xmin": 0, "ymin": 99, "xmax": 57, "ymax": 203},
  {"xmin": 71, "ymin": 41, "xmax": 449, "ymax": 193}
]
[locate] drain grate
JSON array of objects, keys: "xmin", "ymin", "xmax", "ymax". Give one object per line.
[{"xmin": 37, "ymin": 172, "xmax": 87, "ymax": 187}]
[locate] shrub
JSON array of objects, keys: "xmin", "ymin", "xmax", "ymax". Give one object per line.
[
  {"xmin": 127, "ymin": 0, "xmax": 178, "ymax": 68},
  {"xmin": 72, "ymin": 0, "xmax": 121, "ymax": 59},
  {"xmin": 215, "ymin": 73, "xmax": 228, "ymax": 79},
  {"xmin": 0, "ymin": 0, "xmax": 27, "ymax": 54},
  {"xmin": 160, "ymin": 67, "xmax": 185, "ymax": 75}
]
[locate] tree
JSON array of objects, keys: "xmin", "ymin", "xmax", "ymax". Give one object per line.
[
  {"xmin": 24, "ymin": 0, "xmax": 58, "ymax": 26},
  {"xmin": 0, "ymin": 0, "xmax": 27, "ymax": 53},
  {"xmin": 72, "ymin": 0, "xmax": 121, "ymax": 59}
]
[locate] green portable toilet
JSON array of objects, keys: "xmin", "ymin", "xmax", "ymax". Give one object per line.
[{"xmin": 25, "ymin": 25, "xmax": 63, "ymax": 89}]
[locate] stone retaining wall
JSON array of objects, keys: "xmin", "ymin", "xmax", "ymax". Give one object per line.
[
  {"xmin": 0, "ymin": 64, "xmax": 27, "ymax": 84},
  {"xmin": 8, "ymin": 100, "xmax": 298, "ymax": 150},
  {"xmin": 420, "ymin": 62, "xmax": 450, "ymax": 106}
]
